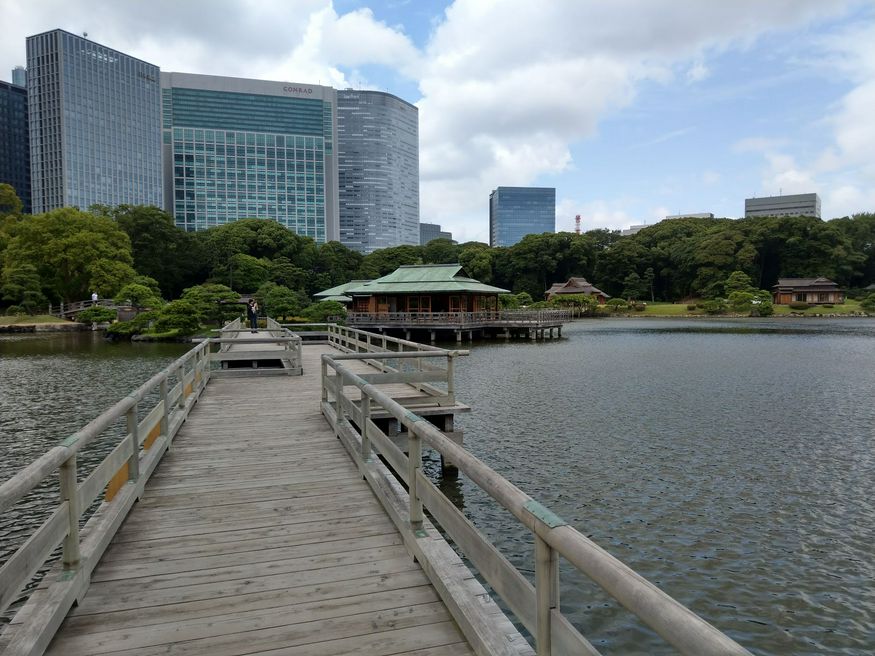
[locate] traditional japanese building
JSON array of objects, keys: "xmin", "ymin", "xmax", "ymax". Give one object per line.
[
  {"xmin": 345, "ymin": 264, "xmax": 508, "ymax": 314},
  {"xmin": 545, "ymin": 277, "xmax": 610, "ymax": 304},
  {"xmin": 771, "ymin": 278, "xmax": 844, "ymax": 305}
]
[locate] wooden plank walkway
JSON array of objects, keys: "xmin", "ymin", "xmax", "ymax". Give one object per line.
[{"xmin": 42, "ymin": 344, "xmax": 476, "ymax": 656}]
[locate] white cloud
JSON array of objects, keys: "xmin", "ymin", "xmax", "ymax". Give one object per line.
[
  {"xmin": 686, "ymin": 60, "xmax": 710, "ymax": 83},
  {"xmin": 703, "ymin": 170, "xmax": 721, "ymax": 185}
]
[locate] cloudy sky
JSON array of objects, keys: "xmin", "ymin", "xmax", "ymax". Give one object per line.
[{"xmin": 2, "ymin": 0, "xmax": 874, "ymax": 242}]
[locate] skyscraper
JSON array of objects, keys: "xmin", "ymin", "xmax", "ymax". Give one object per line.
[
  {"xmin": 420, "ymin": 223, "xmax": 452, "ymax": 245},
  {"xmin": 26, "ymin": 29, "xmax": 162, "ymax": 213},
  {"xmin": 11, "ymin": 66, "xmax": 26, "ymax": 87},
  {"xmin": 489, "ymin": 186, "xmax": 555, "ymax": 247},
  {"xmin": 161, "ymin": 72, "xmax": 339, "ymax": 242},
  {"xmin": 336, "ymin": 89, "xmax": 419, "ymax": 253},
  {"xmin": 0, "ymin": 80, "xmax": 30, "ymax": 213}
]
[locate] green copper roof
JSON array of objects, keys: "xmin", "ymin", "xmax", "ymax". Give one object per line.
[
  {"xmin": 314, "ymin": 280, "xmax": 372, "ymax": 298},
  {"xmin": 345, "ymin": 264, "xmax": 509, "ymax": 295}
]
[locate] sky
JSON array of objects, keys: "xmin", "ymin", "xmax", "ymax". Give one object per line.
[{"xmin": 2, "ymin": 0, "xmax": 874, "ymax": 243}]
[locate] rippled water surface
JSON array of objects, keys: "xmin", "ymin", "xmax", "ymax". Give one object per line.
[
  {"xmin": 2, "ymin": 322, "xmax": 874, "ymax": 654},
  {"xmin": 435, "ymin": 318, "xmax": 875, "ymax": 655},
  {"xmin": 0, "ymin": 332, "xmax": 189, "ymax": 620}
]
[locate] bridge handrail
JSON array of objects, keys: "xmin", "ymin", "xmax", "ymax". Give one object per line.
[
  {"xmin": 0, "ymin": 339, "xmax": 212, "ymax": 652},
  {"xmin": 265, "ymin": 317, "xmax": 303, "ymax": 367},
  {"xmin": 325, "ymin": 324, "xmax": 463, "ymax": 403},
  {"xmin": 321, "ymin": 351, "xmax": 751, "ymax": 656}
]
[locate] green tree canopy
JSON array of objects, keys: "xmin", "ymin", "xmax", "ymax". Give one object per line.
[{"xmin": 1, "ymin": 207, "xmax": 134, "ymax": 302}]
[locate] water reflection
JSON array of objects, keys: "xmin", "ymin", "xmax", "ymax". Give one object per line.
[{"xmin": 445, "ymin": 318, "xmax": 875, "ymax": 655}]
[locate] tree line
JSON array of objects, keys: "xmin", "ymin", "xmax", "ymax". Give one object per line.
[{"xmin": 2, "ymin": 183, "xmax": 874, "ymax": 317}]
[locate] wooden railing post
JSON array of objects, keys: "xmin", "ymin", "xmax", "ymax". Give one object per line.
[
  {"xmin": 408, "ymin": 426, "xmax": 423, "ymax": 531},
  {"xmin": 177, "ymin": 365, "xmax": 186, "ymax": 409},
  {"xmin": 535, "ymin": 535, "xmax": 559, "ymax": 655},
  {"xmin": 58, "ymin": 454, "xmax": 81, "ymax": 568},
  {"xmin": 126, "ymin": 403, "xmax": 140, "ymax": 482},
  {"xmin": 446, "ymin": 354, "xmax": 455, "ymax": 404},
  {"xmin": 321, "ymin": 359, "xmax": 328, "ymax": 402},
  {"xmin": 160, "ymin": 378, "xmax": 170, "ymax": 438},
  {"xmin": 361, "ymin": 394, "xmax": 371, "ymax": 462}
]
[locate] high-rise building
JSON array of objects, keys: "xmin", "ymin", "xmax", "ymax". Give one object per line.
[
  {"xmin": 489, "ymin": 186, "xmax": 555, "ymax": 247},
  {"xmin": 665, "ymin": 212, "xmax": 714, "ymax": 220},
  {"xmin": 26, "ymin": 29, "xmax": 162, "ymax": 213},
  {"xmin": 745, "ymin": 193, "xmax": 821, "ymax": 218},
  {"xmin": 336, "ymin": 90, "xmax": 419, "ymax": 253},
  {"xmin": 161, "ymin": 72, "xmax": 339, "ymax": 242},
  {"xmin": 0, "ymin": 80, "xmax": 30, "ymax": 213},
  {"xmin": 11, "ymin": 66, "xmax": 26, "ymax": 87},
  {"xmin": 420, "ymin": 222, "xmax": 452, "ymax": 245}
]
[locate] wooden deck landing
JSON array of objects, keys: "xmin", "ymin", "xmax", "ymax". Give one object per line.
[{"xmin": 43, "ymin": 345, "xmax": 476, "ymax": 656}]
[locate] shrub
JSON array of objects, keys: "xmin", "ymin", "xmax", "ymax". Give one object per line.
[
  {"xmin": 686, "ymin": 304, "xmax": 697, "ymax": 311},
  {"xmin": 788, "ymin": 301, "xmax": 810, "ymax": 310},
  {"xmin": 302, "ymin": 300, "xmax": 347, "ymax": 322},
  {"xmin": 701, "ymin": 299, "xmax": 727, "ymax": 315},
  {"xmin": 76, "ymin": 306, "xmax": 117, "ymax": 323},
  {"xmin": 632, "ymin": 303, "xmax": 646, "ymax": 311},
  {"xmin": 152, "ymin": 300, "xmax": 201, "ymax": 335},
  {"xmin": 606, "ymin": 298, "xmax": 627, "ymax": 311},
  {"xmin": 5, "ymin": 305, "xmax": 24, "ymax": 316},
  {"xmin": 822, "ymin": 304, "xmax": 834, "ymax": 308},
  {"xmin": 105, "ymin": 311, "xmax": 160, "ymax": 338},
  {"xmin": 861, "ymin": 293, "xmax": 875, "ymax": 312}
]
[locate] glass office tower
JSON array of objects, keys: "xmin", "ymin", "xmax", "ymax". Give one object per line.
[
  {"xmin": 26, "ymin": 29, "xmax": 162, "ymax": 213},
  {"xmin": 489, "ymin": 186, "xmax": 555, "ymax": 247},
  {"xmin": 336, "ymin": 90, "xmax": 419, "ymax": 253},
  {"xmin": 161, "ymin": 73, "xmax": 339, "ymax": 242},
  {"xmin": 0, "ymin": 80, "xmax": 30, "ymax": 213}
]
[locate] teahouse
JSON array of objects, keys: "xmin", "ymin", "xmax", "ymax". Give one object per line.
[
  {"xmin": 771, "ymin": 277, "xmax": 845, "ymax": 305},
  {"xmin": 545, "ymin": 277, "xmax": 610, "ymax": 304}
]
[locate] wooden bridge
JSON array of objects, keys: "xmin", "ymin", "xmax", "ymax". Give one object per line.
[{"xmin": 0, "ymin": 324, "xmax": 751, "ymax": 655}]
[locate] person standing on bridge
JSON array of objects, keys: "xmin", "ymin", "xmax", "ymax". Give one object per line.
[
  {"xmin": 91, "ymin": 291, "xmax": 98, "ymax": 303},
  {"xmin": 247, "ymin": 299, "xmax": 259, "ymax": 333}
]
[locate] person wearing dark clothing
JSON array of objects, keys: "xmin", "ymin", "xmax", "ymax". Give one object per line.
[{"xmin": 247, "ymin": 299, "xmax": 259, "ymax": 332}]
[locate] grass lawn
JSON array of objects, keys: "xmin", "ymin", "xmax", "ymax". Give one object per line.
[
  {"xmin": 593, "ymin": 299, "xmax": 867, "ymax": 318},
  {"xmin": 0, "ymin": 314, "xmax": 74, "ymax": 325},
  {"xmin": 771, "ymin": 299, "xmax": 863, "ymax": 315}
]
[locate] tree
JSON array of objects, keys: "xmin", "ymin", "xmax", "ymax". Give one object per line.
[
  {"xmin": 88, "ymin": 259, "xmax": 138, "ymax": 298},
  {"xmin": 621, "ymin": 272, "xmax": 646, "ymax": 300},
  {"xmin": 549, "ymin": 293, "xmax": 598, "ymax": 316},
  {"xmin": 180, "ymin": 284, "xmax": 241, "ymax": 325},
  {"xmin": 224, "ymin": 253, "xmax": 271, "ymax": 293},
  {"xmin": 643, "ymin": 267, "xmax": 655, "ymax": 302},
  {"xmin": 422, "ymin": 238, "xmax": 459, "ymax": 264},
  {"xmin": 1, "ymin": 263, "xmax": 47, "ymax": 314},
  {"xmin": 302, "ymin": 300, "xmax": 347, "ymax": 322},
  {"xmin": 257, "ymin": 282, "xmax": 308, "ymax": 319},
  {"xmin": 724, "ymin": 270, "xmax": 754, "ymax": 296},
  {"xmin": 1, "ymin": 207, "xmax": 135, "ymax": 302},
  {"xmin": 100, "ymin": 205, "xmax": 204, "ymax": 298},
  {"xmin": 360, "ymin": 245, "xmax": 422, "ymax": 278},
  {"xmin": 0, "ymin": 183, "xmax": 23, "ymax": 217},
  {"xmin": 861, "ymin": 293, "xmax": 875, "ymax": 312},
  {"xmin": 152, "ymin": 300, "xmax": 202, "ymax": 336},
  {"xmin": 115, "ymin": 283, "xmax": 163, "ymax": 312}
]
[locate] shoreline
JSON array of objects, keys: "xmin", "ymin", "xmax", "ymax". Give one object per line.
[{"xmin": 0, "ymin": 322, "xmax": 88, "ymax": 333}]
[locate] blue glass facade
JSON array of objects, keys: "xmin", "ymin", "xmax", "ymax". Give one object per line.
[
  {"xmin": 489, "ymin": 186, "xmax": 556, "ymax": 247},
  {"xmin": 26, "ymin": 30, "xmax": 162, "ymax": 213},
  {"xmin": 162, "ymin": 74, "xmax": 338, "ymax": 242},
  {"xmin": 0, "ymin": 80, "xmax": 30, "ymax": 213},
  {"xmin": 337, "ymin": 90, "xmax": 419, "ymax": 253}
]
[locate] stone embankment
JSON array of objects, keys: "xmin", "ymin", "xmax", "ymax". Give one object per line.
[{"xmin": 0, "ymin": 322, "xmax": 87, "ymax": 333}]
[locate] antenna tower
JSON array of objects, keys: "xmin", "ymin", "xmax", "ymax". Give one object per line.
[{"xmin": 574, "ymin": 214, "xmax": 581, "ymax": 235}]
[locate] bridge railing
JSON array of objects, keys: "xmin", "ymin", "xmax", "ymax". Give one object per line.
[
  {"xmin": 0, "ymin": 340, "xmax": 211, "ymax": 656},
  {"xmin": 321, "ymin": 350, "xmax": 751, "ymax": 656},
  {"xmin": 325, "ymin": 323, "xmax": 459, "ymax": 405},
  {"xmin": 47, "ymin": 299, "xmax": 117, "ymax": 318}
]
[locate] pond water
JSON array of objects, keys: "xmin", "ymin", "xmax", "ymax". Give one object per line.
[
  {"xmin": 1, "ymin": 321, "xmax": 873, "ymax": 654},
  {"xmin": 431, "ymin": 318, "xmax": 875, "ymax": 655}
]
